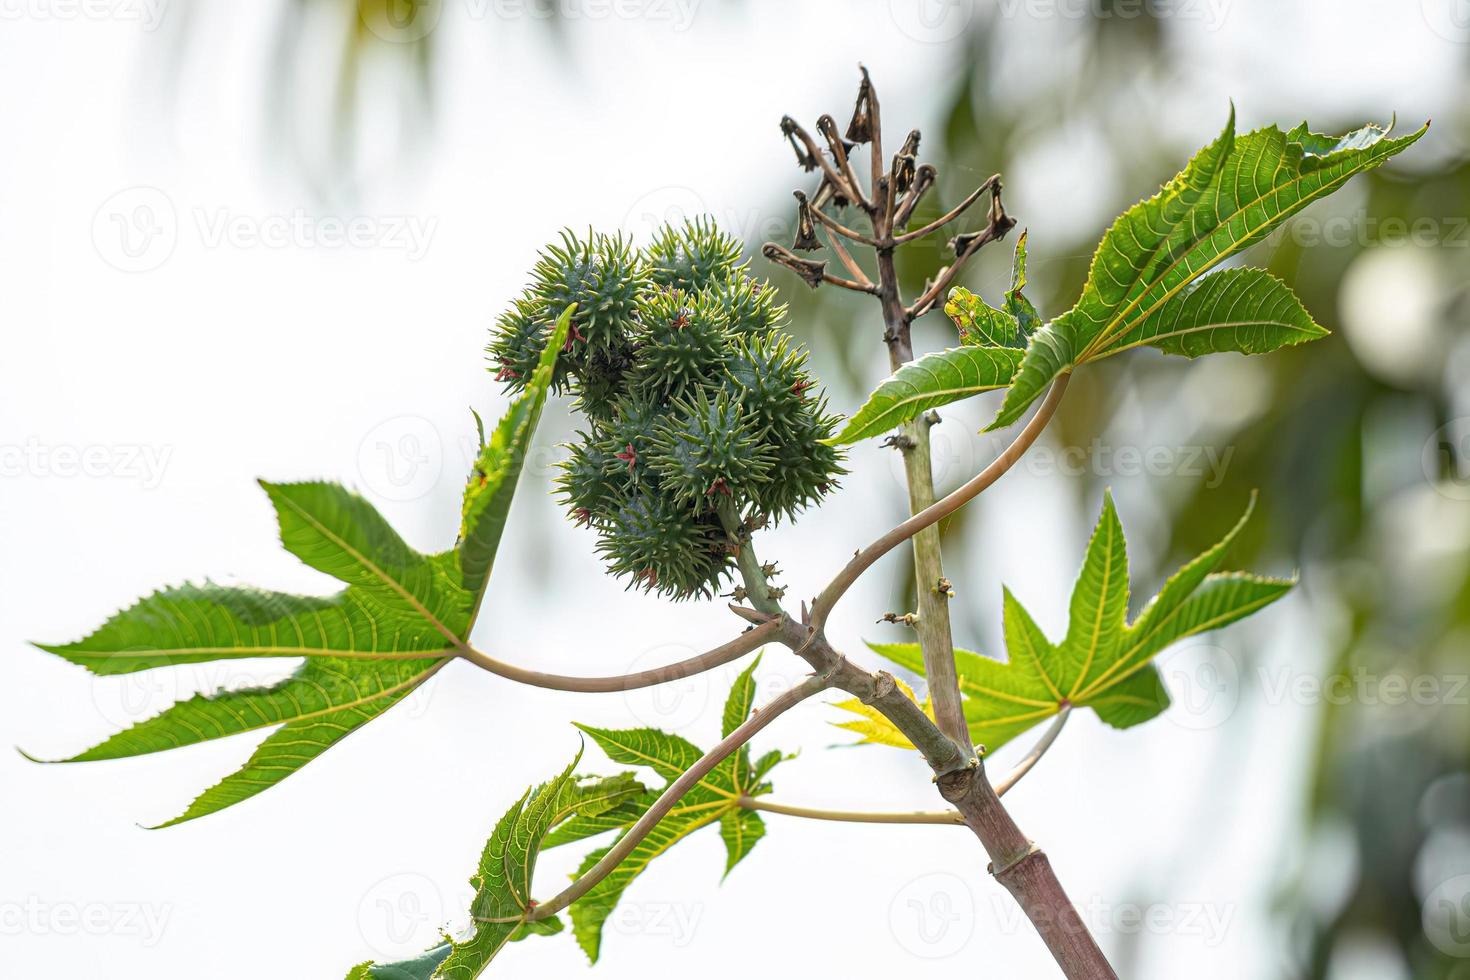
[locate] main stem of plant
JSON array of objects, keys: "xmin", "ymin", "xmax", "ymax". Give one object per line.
[{"xmin": 874, "ymin": 252, "xmax": 1115, "ymax": 979}]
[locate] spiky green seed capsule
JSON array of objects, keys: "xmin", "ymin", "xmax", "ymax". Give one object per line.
[
  {"xmin": 528, "ymin": 229, "xmax": 644, "ymax": 357},
  {"xmin": 628, "ymin": 289, "xmax": 731, "ymax": 398},
  {"xmin": 489, "ymin": 229, "xmax": 646, "ymax": 394},
  {"xmin": 487, "ymin": 295, "xmax": 554, "ymax": 390},
  {"xmin": 555, "ymin": 437, "xmax": 619, "ymax": 522},
  {"xmin": 754, "ymin": 408, "xmax": 846, "ymax": 522},
  {"xmin": 707, "ymin": 274, "xmax": 786, "ymax": 338},
  {"xmin": 572, "ymin": 348, "xmax": 634, "ymax": 423},
  {"xmin": 596, "ymin": 492, "xmax": 728, "ymax": 600},
  {"xmin": 592, "ymin": 394, "xmax": 664, "ymax": 483},
  {"xmin": 647, "ymin": 217, "xmax": 743, "ymax": 294},
  {"xmin": 650, "ymin": 389, "xmax": 776, "ymax": 511},
  {"xmin": 492, "ymin": 218, "xmax": 845, "ymax": 600},
  {"xmin": 725, "ymin": 334, "xmax": 814, "ymax": 432}
]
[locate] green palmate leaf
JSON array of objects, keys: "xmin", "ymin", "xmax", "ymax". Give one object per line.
[
  {"xmin": 829, "ymin": 346, "xmax": 1024, "ymax": 444},
  {"xmin": 351, "ymin": 755, "xmax": 630, "ymax": 979},
  {"xmin": 32, "ymin": 308, "xmax": 573, "ymax": 825},
  {"xmin": 562, "ymin": 728, "xmax": 731, "ymax": 963},
  {"xmin": 461, "ymin": 305, "xmax": 575, "ymax": 597},
  {"xmin": 32, "ymin": 585, "xmax": 446, "ymax": 676},
  {"xmin": 991, "ymin": 112, "xmax": 1426, "ymax": 429},
  {"xmin": 1110, "ymin": 266, "xmax": 1325, "ymax": 357},
  {"xmin": 562, "ymin": 668, "xmax": 787, "ymax": 963},
  {"xmin": 836, "ymin": 492, "xmax": 1294, "ymax": 753},
  {"xmin": 262, "ymin": 480, "xmax": 471, "ymax": 633}
]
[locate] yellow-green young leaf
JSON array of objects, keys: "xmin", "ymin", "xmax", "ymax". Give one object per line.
[
  {"xmin": 844, "ymin": 493, "xmax": 1294, "ymax": 753},
  {"xmin": 719, "ymin": 808, "xmax": 766, "ymax": 879},
  {"xmin": 721, "ymin": 653, "xmax": 762, "ymax": 794},
  {"xmin": 32, "ymin": 307, "xmax": 573, "ymax": 825},
  {"xmin": 830, "ymin": 676, "xmax": 935, "ymax": 748},
  {"xmin": 829, "ymin": 346, "xmax": 1024, "ymax": 444},
  {"xmin": 350, "ymin": 756, "xmax": 619, "ymax": 979},
  {"xmin": 722, "ymin": 652, "xmax": 762, "ymax": 739},
  {"xmin": 1005, "ymin": 230, "xmax": 1041, "ymax": 343},
  {"xmin": 945, "ymin": 286, "xmax": 1022, "ymax": 348},
  {"xmin": 991, "ymin": 113, "xmax": 1426, "ymax": 429}
]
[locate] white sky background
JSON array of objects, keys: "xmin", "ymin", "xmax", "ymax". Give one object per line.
[{"xmin": 0, "ymin": 1, "xmax": 1463, "ymax": 977}]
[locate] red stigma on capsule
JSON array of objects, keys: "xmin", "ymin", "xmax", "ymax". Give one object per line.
[
  {"xmin": 637, "ymin": 567, "xmax": 658, "ymax": 588},
  {"xmin": 573, "ymin": 508, "xmax": 592, "ymax": 526},
  {"xmin": 791, "ymin": 378, "xmax": 815, "ymax": 397},
  {"xmin": 563, "ymin": 322, "xmax": 588, "ymax": 352},
  {"xmin": 705, "ymin": 478, "xmax": 731, "ymax": 497},
  {"xmin": 495, "ymin": 362, "xmax": 521, "ymax": 382},
  {"xmin": 615, "ymin": 443, "xmax": 638, "ymax": 474},
  {"xmin": 671, "ymin": 309, "xmax": 691, "ymax": 329}
]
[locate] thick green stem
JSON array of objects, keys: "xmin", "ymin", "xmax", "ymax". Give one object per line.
[{"xmin": 877, "ymin": 245, "xmax": 970, "ymax": 751}]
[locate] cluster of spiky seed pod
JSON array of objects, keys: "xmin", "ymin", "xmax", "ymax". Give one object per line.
[{"xmin": 488, "ymin": 219, "xmax": 845, "ymax": 600}]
